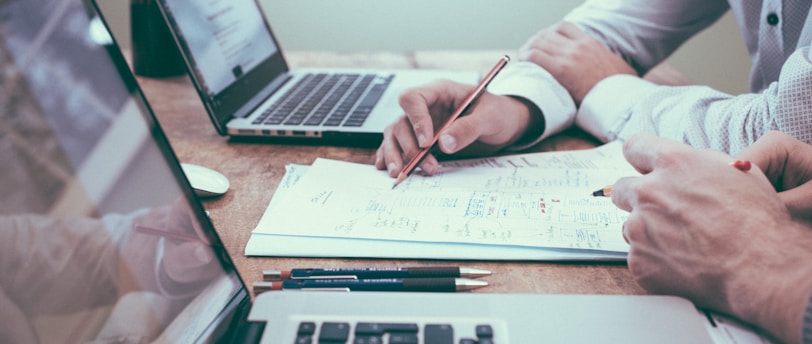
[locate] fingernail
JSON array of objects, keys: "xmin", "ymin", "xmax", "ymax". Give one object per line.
[
  {"xmin": 195, "ymin": 244, "xmax": 212, "ymax": 262},
  {"xmin": 387, "ymin": 162, "xmax": 397, "ymax": 174},
  {"xmin": 440, "ymin": 134, "xmax": 456, "ymax": 152},
  {"xmin": 424, "ymin": 163, "xmax": 437, "ymax": 175},
  {"xmin": 417, "ymin": 133, "xmax": 427, "ymax": 147}
]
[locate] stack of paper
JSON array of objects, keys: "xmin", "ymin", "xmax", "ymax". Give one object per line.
[{"xmin": 245, "ymin": 142, "xmax": 638, "ymax": 261}]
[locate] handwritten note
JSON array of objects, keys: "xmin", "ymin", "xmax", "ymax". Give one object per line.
[{"xmin": 254, "ymin": 142, "xmax": 637, "ymax": 253}]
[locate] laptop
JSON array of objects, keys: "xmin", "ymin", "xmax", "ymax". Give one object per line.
[
  {"xmin": 153, "ymin": 0, "xmax": 479, "ymax": 145},
  {"xmin": 0, "ymin": 1, "xmax": 765, "ymax": 343}
]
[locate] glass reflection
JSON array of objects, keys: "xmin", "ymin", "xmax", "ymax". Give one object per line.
[{"xmin": 0, "ymin": 0, "xmax": 241, "ymax": 342}]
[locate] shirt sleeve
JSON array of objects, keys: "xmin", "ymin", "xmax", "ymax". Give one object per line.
[
  {"xmin": 564, "ymin": 0, "xmax": 730, "ymax": 75},
  {"xmin": 0, "ymin": 214, "xmax": 123, "ymax": 315},
  {"xmin": 487, "ymin": 0, "xmax": 730, "ymax": 150},
  {"xmin": 487, "ymin": 61, "xmax": 576, "ymax": 150},
  {"xmin": 805, "ymin": 291, "xmax": 812, "ymax": 344},
  {"xmin": 577, "ymin": 46, "xmax": 812, "ymax": 154}
]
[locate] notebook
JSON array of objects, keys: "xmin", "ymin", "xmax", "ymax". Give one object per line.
[
  {"xmin": 154, "ymin": 0, "xmax": 479, "ymax": 145},
  {"xmin": 0, "ymin": 1, "xmax": 764, "ymax": 343}
]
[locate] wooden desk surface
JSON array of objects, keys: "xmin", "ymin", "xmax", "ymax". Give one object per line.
[{"xmin": 135, "ymin": 51, "xmax": 686, "ymax": 296}]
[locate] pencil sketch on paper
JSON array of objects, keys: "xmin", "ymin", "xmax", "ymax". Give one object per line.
[{"xmin": 255, "ymin": 142, "xmax": 637, "ymax": 253}]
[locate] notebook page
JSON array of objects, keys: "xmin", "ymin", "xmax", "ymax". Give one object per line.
[{"xmin": 254, "ymin": 142, "xmax": 636, "ymax": 252}]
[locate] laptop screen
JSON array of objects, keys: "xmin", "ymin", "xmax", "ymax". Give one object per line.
[
  {"xmin": 0, "ymin": 0, "xmax": 246, "ymax": 342},
  {"xmin": 158, "ymin": 0, "xmax": 290, "ymax": 132}
]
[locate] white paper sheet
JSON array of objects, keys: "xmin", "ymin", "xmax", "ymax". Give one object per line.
[{"xmin": 246, "ymin": 143, "xmax": 637, "ymax": 260}]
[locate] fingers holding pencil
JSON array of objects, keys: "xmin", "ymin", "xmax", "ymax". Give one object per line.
[
  {"xmin": 392, "ymin": 56, "xmax": 510, "ymax": 189},
  {"xmin": 592, "ymin": 159, "xmax": 753, "ymax": 199}
]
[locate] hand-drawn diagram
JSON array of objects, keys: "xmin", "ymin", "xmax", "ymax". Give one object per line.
[{"xmin": 258, "ymin": 143, "xmax": 636, "ymax": 252}]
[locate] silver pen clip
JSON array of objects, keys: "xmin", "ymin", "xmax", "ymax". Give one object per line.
[
  {"xmin": 294, "ymin": 275, "xmax": 359, "ymax": 280},
  {"xmin": 289, "ymin": 287, "xmax": 352, "ymax": 292}
]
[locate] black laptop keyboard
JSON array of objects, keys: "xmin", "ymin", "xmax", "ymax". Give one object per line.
[
  {"xmin": 295, "ymin": 321, "xmax": 495, "ymax": 344},
  {"xmin": 252, "ymin": 73, "xmax": 393, "ymax": 128}
]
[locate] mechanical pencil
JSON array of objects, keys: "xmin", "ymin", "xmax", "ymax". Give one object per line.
[
  {"xmin": 263, "ymin": 266, "xmax": 491, "ymax": 281},
  {"xmin": 252, "ymin": 277, "xmax": 487, "ymax": 293}
]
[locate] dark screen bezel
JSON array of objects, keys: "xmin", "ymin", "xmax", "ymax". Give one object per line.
[
  {"xmin": 155, "ymin": 0, "xmax": 289, "ymax": 135},
  {"xmin": 91, "ymin": 2, "xmax": 253, "ymax": 341}
]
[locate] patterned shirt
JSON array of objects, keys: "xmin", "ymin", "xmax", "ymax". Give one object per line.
[{"xmin": 488, "ymin": 0, "xmax": 812, "ymax": 154}]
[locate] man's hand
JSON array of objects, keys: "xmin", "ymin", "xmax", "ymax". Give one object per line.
[
  {"xmin": 736, "ymin": 131, "xmax": 812, "ymax": 225},
  {"xmin": 123, "ymin": 198, "xmax": 220, "ymax": 296},
  {"xmin": 610, "ymin": 133, "xmax": 812, "ymax": 344},
  {"xmin": 519, "ymin": 21, "xmax": 636, "ymax": 105},
  {"xmin": 375, "ymin": 80, "xmax": 541, "ymax": 177}
]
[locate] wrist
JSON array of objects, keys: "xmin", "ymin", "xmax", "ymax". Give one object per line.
[
  {"xmin": 727, "ymin": 221, "xmax": 812, "ymax": 344},
  {"xmin": 505, "ymin": 96, "xmax": 545, "ymax": 149}
]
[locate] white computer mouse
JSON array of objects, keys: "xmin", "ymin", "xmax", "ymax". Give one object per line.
[{"xmin": 180, "ymin": 163, "xmax": 230, "ymax": 197}]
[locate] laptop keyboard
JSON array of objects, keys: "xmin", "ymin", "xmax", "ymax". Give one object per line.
[
  {"xmin": 295, "ymin": 321, "xmax": 495, "ymax": 344},
  {"xmin": 253, "ymin": 73, "xmax": 394, "ymax": 128}
]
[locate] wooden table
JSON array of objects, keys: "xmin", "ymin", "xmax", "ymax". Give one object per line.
[{"xmin": 135, "ymin": 51, "xmax": 690, "ymax": 296}]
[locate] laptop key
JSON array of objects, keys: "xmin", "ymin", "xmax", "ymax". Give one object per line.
[
  {"xmin": 475, "ymin": 324, "xmax": 493, "ymax": 338},
  {"xmin": 318, "ymin": 322, "xmax": 350, "ymax": 343},
  {"xmin": 298, "ymin": 322, "xmax": 317, "ymax": 335},
  {"xmin": 388, "ymin": 333, "xmax": 418, "ymax": 344},
  {"xmin": 424, "ymin": 324, "xmax": 453, "ymax": 344},
  {"xmin": 355, "ymin": 322, "xmax": 419, "ymax": 336},
  {"xmin": 293, "ymin": 322, "xmax": 317, "ymax": 344},
  {"xmin": 353, "ymin": 337, "xmax": 382, "ymax": 344}
]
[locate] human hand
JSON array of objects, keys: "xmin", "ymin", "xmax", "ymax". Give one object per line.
[
  {"xmin": 376, "ymin": 80, "xmax": 541, "ymax": 177},
  {"xmin": 518, "ymin": 21, "xmax": 636, "ymax": 105},
  {"xmin": 736, "ymin": 131, "xmax": 812, "ymax": 225},
  {"xmin": 610, "ymin": 133, "xmax": 812, "ymax": 344},
  {"xmin": 123, "ymin": 197, "xmax": 220, "ymax": 297}
]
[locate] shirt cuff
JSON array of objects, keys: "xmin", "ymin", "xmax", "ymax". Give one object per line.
[
  {"xmin": 576, "ymin": 74, "xmax": 658, "ymax": 143},
  {"xmin": 804, "ymin": 291, "xmax": 812, "ymax": 344},
  {"xmin": 487, "ymin": 61, "xmax": 576, "ymax": 150}
]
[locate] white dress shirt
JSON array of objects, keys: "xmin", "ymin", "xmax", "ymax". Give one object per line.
[{"xmin": 489, "ymin": 0, "xmax": 812, "ymax": 154}]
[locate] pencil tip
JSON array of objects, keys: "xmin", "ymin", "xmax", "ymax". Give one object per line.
[
  {"xmin": 592, "ymin": 185, "xmax": 612, "ymax": 197},
  {"xmin": 459, "ymin": 267, "xmax": 492, "ymax": 278},
  {"xmin": 455, "ymin": 278, "xmax": 489, "ymax": 291},
  {"xmin": 392, "ymin": 173, "xmax": 407, "ymax": 189},
  {"xmin": 591, "ymin": 189, "xmax": 604, "ymax": 197}
]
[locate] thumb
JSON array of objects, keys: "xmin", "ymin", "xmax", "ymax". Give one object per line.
[
  {"xmin": 161, "ymin": 241, "xmax": 216, "ymax": 283},
  {"xmin": 437, "ymin": 114, "xmax": 483, "ymax": 154},
  {"xmin": 780, "ymin": 181, "xmax": 812, "ymax": 224}
]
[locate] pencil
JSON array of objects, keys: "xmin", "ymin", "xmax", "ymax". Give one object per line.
[
  {"xmin": 590, "ymin": 159, "xmax": 752, "ymax": 198},
  {"xmin": 134, "ymin": 224, "xmax": 206, "ymax": 243},
  {"xmin": 729, "ymin": 159, "xmax": 751, "ymax": 172},
  {"xmin": 591, "ymin": 185, "xmax": 612, "ymax": 197},
  {"xmin": 392, "ymin": 55, "xmax": 511, "ymax": 189}
]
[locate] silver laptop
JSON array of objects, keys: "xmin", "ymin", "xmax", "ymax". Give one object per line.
[
  {"xmin": 0, "ymin": 1, "xmax": 760, "ymax": 343},
  {"xmin": 154, "ymin": 0, "xmax": 479, "ymax": 145}
]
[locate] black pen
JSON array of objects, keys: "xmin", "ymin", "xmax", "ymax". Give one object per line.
[
  {"xmin": 263, "ymin": 266, "xmax": 491, "ymax": 281},
  {"xmin": 252, "ymin": 278, "xmax": 488, "ymax": 293}
]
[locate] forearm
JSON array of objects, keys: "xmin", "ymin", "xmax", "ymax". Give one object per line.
[
  {"xmin": 0, "ymin": 215, "xmax": 122, "ymax": 314},
  {"xmin": 577, "ymin": 47, "xmax": 812, "ymax": 154},
  {"xmin": 563, "ymin": 0, "xmax": 729, "ymax": 75},
  {"xmin": 737, "ymin": 238, "xmax": 812, "ymax": 344},
  {"xmin": 487, "ymin": 61, "xmax": 575, "ymax": 150}
]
